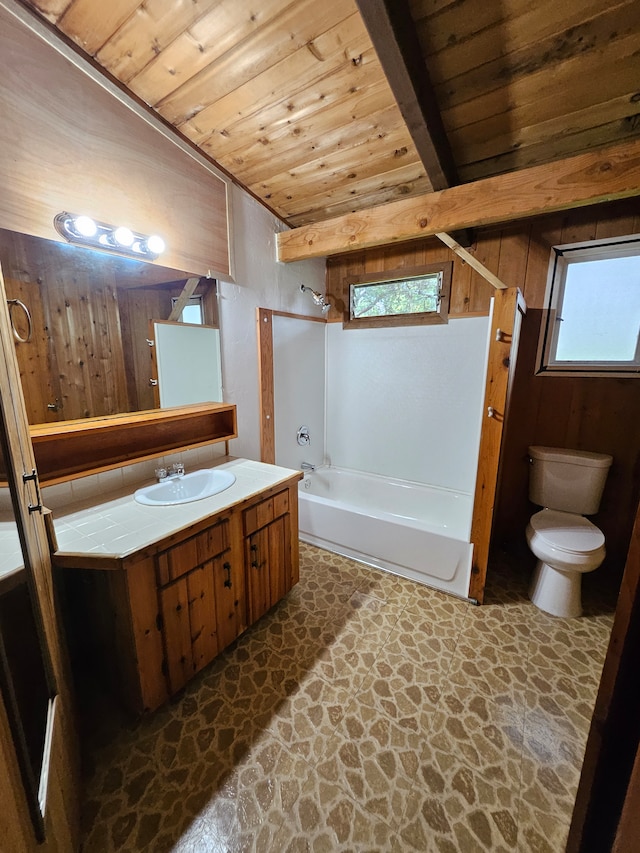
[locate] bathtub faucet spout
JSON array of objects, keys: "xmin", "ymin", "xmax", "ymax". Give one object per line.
[{"xmin": 301, "ymin": 462, "xmax": 315, "ymax": 471}]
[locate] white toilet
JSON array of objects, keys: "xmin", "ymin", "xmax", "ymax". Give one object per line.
[{"xmin": 526, "ymin": 446, "xmax": 613, "ymax": 618}]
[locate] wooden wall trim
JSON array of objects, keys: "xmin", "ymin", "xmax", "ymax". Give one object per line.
[
  {"xmin": 257, "ymin": 308, "xmax": 324, "ymax": 464},
  {"xmin": 277, "ymin": 138, "xmax": 640, "ymax": 262},
  {"xmin": 257, "ymin": 309, "xmax": 275, "ymax": 464},
  {"xmin": 469, "ymin": 288, "xmax": 525, "ymax": 603}
]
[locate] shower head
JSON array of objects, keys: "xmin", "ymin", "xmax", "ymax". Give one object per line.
[{"xmin": 300, "ymin": 283, "xmax": 331, "ymax": 313}]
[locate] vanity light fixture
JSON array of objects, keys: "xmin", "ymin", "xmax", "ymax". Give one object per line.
[{"xmin": 54, "ymin": 212, "xmax": 166, "ymax": 260}]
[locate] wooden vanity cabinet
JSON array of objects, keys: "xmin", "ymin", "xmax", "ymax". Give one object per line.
[
  {"xmin": 156, "ymin": 517, "xmax": 246, "ymax": 695},
  {"xmin": 54, "ymin": 476, "xmax": 299, "ymax": 715}
]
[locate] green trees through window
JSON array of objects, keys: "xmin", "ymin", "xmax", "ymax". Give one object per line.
[
  {"xmin": 345, "ymin": 262, "xmax": 452, "ymax": 329},
  {"xmin": 351, "ymin": 273, "xmax": 441, "ymax": 319}
]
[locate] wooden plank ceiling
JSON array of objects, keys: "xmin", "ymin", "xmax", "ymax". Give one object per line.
[{"xmin": 20, "ymin": 0, "xmax": 640, "ymax": 231}]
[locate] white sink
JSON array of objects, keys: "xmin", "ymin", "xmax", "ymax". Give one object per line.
[{"xmin": 134, "ymin": 469, "xmax": 236, "ymax": 506}]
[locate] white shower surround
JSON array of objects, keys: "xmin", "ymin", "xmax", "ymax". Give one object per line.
[
  {"xmin": 298, "ymin": 466, "xmax": 474, "ymax": 598},
  {"xmin": 325, "ymin": 317, "xmax": 490, "ymax": 493},
  {"xmin": 272, "ymin": 313, "xmax": 492, "ymax": 598}
]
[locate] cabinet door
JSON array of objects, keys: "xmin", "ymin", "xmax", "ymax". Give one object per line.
[
  {"xmin": 187, "ymin": 563, "xmax": 218, "ymax": 674},
  {"xmin": 247, "ymin": 514, "xmax": 288, "ymax": 625},
  {"xmin": 212, "ymin": 553, "xmax": 245, "ymax": 652},
  {"xmin": 159, "ymin": 578, "xmax": 193, "ymax": 694},
  {"xmin": 159, "ymin": 565, "xmax": 224, "ymax": 691}
]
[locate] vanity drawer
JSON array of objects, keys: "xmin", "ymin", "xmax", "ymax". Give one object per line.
[
  {"xmin": 197, "ymin": 518, "xmax": 229, "ymax": 565},
  {"xmin": 243, "ymin": 488, "xmax": 289, "ymax": 536},
  {"xmin": 156, "ymin": 519, "xmax": 229, "ymax": 585}
]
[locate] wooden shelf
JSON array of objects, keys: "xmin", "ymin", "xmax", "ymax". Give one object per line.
[{"xmin": 26, "ymin": 403, "xmax": 237, "ymax": 485}]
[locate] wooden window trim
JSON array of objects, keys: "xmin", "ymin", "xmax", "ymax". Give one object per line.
[{"xmin": 343, "ymin": 261, "xmax": 452, "ymax": 329}]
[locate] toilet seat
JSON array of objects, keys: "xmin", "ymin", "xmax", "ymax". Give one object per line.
[{"xmin": 528, "ymin": 509, "xmax": 604, "ymax": 555}]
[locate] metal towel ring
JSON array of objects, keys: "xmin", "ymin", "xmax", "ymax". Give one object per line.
[{"xmin": 7, "ymin": 298, "xmax": 33, "ymax": 343}]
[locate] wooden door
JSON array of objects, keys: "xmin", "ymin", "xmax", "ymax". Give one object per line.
[
  {"xmin": 0, "ymin": 264, "xmax": 80, "ymax": 849},
  {"xmin": 567, "ymin": 499, "xmax": 640, "ymax": 852},
  {"xmin": 469, "ymin": 287, "xmax": 526, "ymax": 603}
]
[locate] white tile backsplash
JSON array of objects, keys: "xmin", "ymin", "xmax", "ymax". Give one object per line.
[
  {"xmin": 45, "ymin": 443, "xmax": 230, "ymax": 509},
  {"xmin": 41, "ymin": 481, "xmax": 73, "ymax": 512}
]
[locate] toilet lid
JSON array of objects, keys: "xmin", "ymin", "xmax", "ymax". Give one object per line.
[{"xmin": 530, "ymin": 509, "xmax": 605, "ymax": 554}]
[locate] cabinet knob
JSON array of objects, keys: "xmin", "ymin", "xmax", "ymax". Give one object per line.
[
  {"xmin": 251, "ymin": 561, "xmax": 259, "ymax": 569},
  {"xmin": 250, "ymin": 543, "xmax": 258, "ymax": 552}
]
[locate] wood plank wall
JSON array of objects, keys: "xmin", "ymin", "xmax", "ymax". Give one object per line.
[
  {"xmin": 325, "ymin": 199, "xmax": 640, "ymax": 585},
  {"xmin": 118, "ymin": 282, "xmax": 218, "ymax": 413}
]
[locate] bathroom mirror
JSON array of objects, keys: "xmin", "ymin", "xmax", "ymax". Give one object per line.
[{"xmin": 0, "ymin": 227, "xmax": 222, "ymax": 424}]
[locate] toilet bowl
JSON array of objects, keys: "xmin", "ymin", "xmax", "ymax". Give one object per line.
[
  {"xmin": 526, "ymin": 509, "xmax": 606, "ymax": 618},
  {"xmin": 526, "ymin": 446, "xmax": 612, "ymax": 618}
]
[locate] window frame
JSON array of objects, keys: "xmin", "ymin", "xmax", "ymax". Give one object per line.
[
  {"xmin": 343, "ymin": 261, "xmax": 452, "ymax": 330},
  {"xmin": 537, "ymin": 234, "xmax": 640, "ymax": 378},
  {"xmin": 171, "ymin": 293, "xmax": 205, "ymax": 325}
]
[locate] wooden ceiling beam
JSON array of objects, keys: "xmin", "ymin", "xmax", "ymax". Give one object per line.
[
  {"xmin": 354, "ymin": 0, "xmax": 473, "ymax": 248},
  {"xmin": 276, "ymin": 138, "xmax": 640, "ymax": 262},
  {"xmin": 354, "ymin": 0, "xmax": 456, "ymax": 192}
]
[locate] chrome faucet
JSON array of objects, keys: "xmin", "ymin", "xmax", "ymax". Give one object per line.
[
  {"xmin": 155, "ymin": 462, "xmax": 185, "ymax": 482},
  {"xmin": 301, "ymin": 462, "xmax": 315, "ymax": 471}
]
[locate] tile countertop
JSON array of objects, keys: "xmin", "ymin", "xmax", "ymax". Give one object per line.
[{"xmin": 52, "ymin": 458, "xmax": 301, "ymax": 562}]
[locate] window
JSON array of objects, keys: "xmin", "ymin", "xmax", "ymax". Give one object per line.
[
  {"xmin": 171, "ymin": 294, "xmax": 204, "ymax": 325},
  {"xmin": 344, "ymin": 262, "xmax": 452, "ymax": 329},
  {"xmin": 538, "ymin": 235, "xmax": 640, "ymax": 377}
]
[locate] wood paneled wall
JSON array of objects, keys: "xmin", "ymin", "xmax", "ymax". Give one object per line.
[
  {"xmin": 326, "ymin": 233, "xmax": 495, "ymax": 319},
  {"xmin": 119, "ymin": 282, "xmax": 218, "ymax": 413},
  {"xmin": 495, "ymin": 200, "xmax": 640, "ymax": 579},
  {"xmin": 325, "ymin": 199, "xmax": 640, "ymax": 583},
  {"xmin": 0, "ymin": 5, "xmax": 231, "ymax": 278}
]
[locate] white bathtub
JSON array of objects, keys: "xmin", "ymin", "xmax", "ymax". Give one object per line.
[{"xmin": 298, "ymin": 466, "xmax": 474, "ymax": 599}]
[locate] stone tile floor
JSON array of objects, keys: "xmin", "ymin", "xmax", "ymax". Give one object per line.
[{"xmin": 78, "ymin": 543, "xmax": 615, "ymax": 852}]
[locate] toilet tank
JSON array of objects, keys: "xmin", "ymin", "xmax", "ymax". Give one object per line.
[{"xmin": 528, "ymin": 446, "xmax": 613, "ymax": 515}]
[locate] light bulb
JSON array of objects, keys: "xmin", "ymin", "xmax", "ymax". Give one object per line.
[
  {"xmin": 73, "ymin": 215, "xmax": 97, "ymax": 238},
  {"xmin": 114, "ymin": 226, "xmax": 134, "ymax": 247},
  {"xmin": 146, "ymin": 234, "xmax": 165, "ymax": 255}
]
